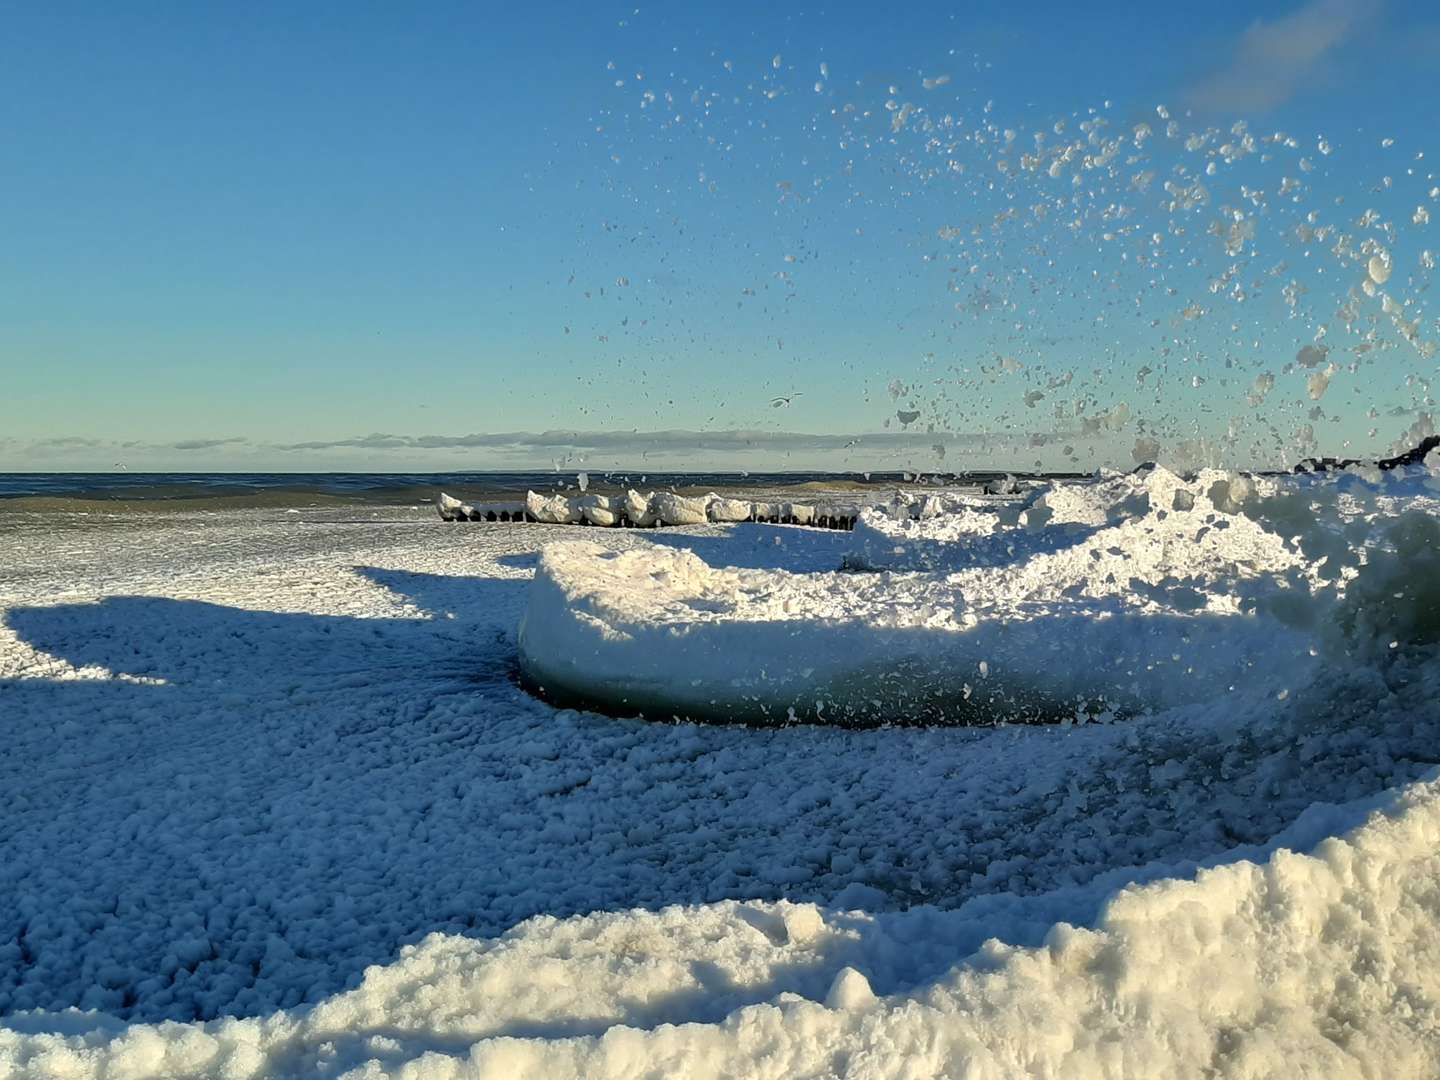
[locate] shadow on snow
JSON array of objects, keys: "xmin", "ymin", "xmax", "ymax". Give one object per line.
[{"xmin": 0, "ymin": 557, "xmax": 1434, "ymax": 1038}]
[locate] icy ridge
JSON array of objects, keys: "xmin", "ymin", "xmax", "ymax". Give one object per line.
[
  {"xmin": 4, "ymin": 767, "xmax": 1438, "ymax": 1079},
  {"xmin": 518, "ymin": 466, "xmax": 1440, "ymax": 725}
]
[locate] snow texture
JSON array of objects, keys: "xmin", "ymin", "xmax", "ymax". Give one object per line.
[
  {"xmin": 519, "ymin": 466, "xmax": 1392, "ymax": 724},
  {"xmin": 2, "ymin": 466, "xmax": 1440, "ymax": 1078}
]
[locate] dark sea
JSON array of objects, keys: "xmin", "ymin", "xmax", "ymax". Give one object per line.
[{"xmin": 0, "ymin": 470, "xmax": 1066, "ymax": 508}]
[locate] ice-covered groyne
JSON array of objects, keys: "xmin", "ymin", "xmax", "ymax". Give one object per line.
[
  {"xmin": 434, "ymin": 488, "xmax": 1001, "ymax": 530},
  {"xmin": 518, "ymin": 462, "xmax": 1440, "ymax": 726}
]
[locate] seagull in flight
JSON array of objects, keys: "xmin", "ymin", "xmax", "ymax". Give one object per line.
[{"xmin": 770, "ymin": 392, "xmax": 803, "ymax": 408}]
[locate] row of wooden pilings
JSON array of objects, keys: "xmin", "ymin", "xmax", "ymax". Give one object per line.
[{"xmin": 439, "ymin": 505, "xmax": 861, "ymax": 530}]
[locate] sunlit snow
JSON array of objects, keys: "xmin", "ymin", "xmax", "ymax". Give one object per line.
[{"xmin": 4, "ymin": 460, "xmax": 1440, "ymax": 1077}]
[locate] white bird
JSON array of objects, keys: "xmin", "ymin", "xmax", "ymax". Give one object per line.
[{"xmin": 771, "ymin": 393, "xmax": 803, "ymax": 408}]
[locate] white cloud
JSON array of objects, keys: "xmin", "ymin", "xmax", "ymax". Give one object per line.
[
  {"xmin": 0, "ymin": 428, "xmax": 1083, "ymax": 473},
  {"xmin": 1185, "ymin": 0, "xmax": 1382, "ymax": 113},
  {"xmin": 273, "ymin": 429, "xmax": 1068, "ymax": 457}
]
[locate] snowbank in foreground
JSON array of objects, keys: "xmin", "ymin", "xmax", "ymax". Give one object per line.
[{"xmin": 4, "ymin": 770, "xmax": 1437, "ymax": 1079}]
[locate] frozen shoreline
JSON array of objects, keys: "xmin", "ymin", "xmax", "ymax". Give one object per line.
[{"xmin": 3, "ymin": 480, "xmax": 1439, "ymax": 1077}]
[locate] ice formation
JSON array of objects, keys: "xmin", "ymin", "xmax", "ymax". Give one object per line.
[
  {"xmin": 517, "ymin": 465, "xmax": 1439, "ymax": 725},
  {"xmin": 650, "ymin": 491, "xmax": 709, "ymax": 527},
  {"xmin": 525, "ymin": 491, "xmax": 583, "ymax": 526},
  {"xmin": 3, "ymin": 467, "xmax": 1440, "ymax": 1077},
  {"xmin": 4, "ymin": 772, "xmax": 1439, "ymax": 1078},
  {"xmin": 437, "ymin": 490, "xmax": 868, "ymax": 528}
]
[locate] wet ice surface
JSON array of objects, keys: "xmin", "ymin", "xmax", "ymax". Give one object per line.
[{"xmin": 2, "ymin": 487, "xmax": 1440, "ymax": 1077}]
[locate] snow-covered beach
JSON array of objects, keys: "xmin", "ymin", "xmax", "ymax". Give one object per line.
[{"xmin": 3, "ymin": 464, "xmax": 1439, "ymax": 1077}]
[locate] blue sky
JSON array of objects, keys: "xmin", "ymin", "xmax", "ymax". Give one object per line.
[{"xmin": 2, "ymin": 0, "xmax": 1437, "ymax": 471}]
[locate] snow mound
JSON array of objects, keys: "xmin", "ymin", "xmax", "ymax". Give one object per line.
[
  {"xmin": 519, "ymin": 467, "xmax": 1440, "ymax": 726},
  {"xmin": 5, "ymin": 771, "xmax": 1438, "ymax": 1078},
  {"xmin": 707, "ymin": 496, "xmax": 754, "ymax": 523},
  {"xmin": 526, "ymin": 491, "xmax": 582, "ymax": 525},
  {"xmin": 574, "ymin": 494, "xmax": 621, "ymax": 527},
  {"xmin": 847, "ymin": 466, "xmax": 1276, "ymax": 573},
  {"xmin": 517, "ymin": 531, "xmax": 1313, "ymax": 725},
  {"xmin": 651, "ymin": 492, "xmax": 709, "ymax": 527}
]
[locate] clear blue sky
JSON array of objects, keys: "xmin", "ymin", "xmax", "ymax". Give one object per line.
[{"xmin": 3, "ymin": 0, "xmax": 1437, "ymax": 471}]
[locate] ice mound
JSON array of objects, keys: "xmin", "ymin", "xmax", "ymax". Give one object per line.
[
  {"xmin": 526, "ymin": 491, "xmax": 583, "ymax": 525},
  {"xmin": 707, "ymin": 496, "xmax": 755, "ymax": 523},
  {"xmin": 442, "ymin": 490, "xmax": 869, "ymax": 528},
  {"xmin": 622, "ymin": 488, "xmax": 657, "ymax": 527},
  {"xmin": 518, "ymin": 466, "xmax": 1440, "ymax": 726},
  {"xmin": 574, "ymin": 494, "xmax": 622, "ymax": 527},
  {"xmin": 847, "ymin": 466, "xmax": 1276, "ymax": 574},
  {"xmin": 651, "ymin": 491, "xmax": 709, "ymax": 526},
  {"xmin": 517, "ymin": 534, "xmax": 1313, "ymax": 725}
]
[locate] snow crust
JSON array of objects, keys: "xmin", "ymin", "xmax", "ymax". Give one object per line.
[
  {"xmin": 3, "ymin": 469, "xmax": 1440, "ymax": 1078},
  {"xmin": 5, "ymin": 772, "xmax": 1439, "ymax": 1078}
]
